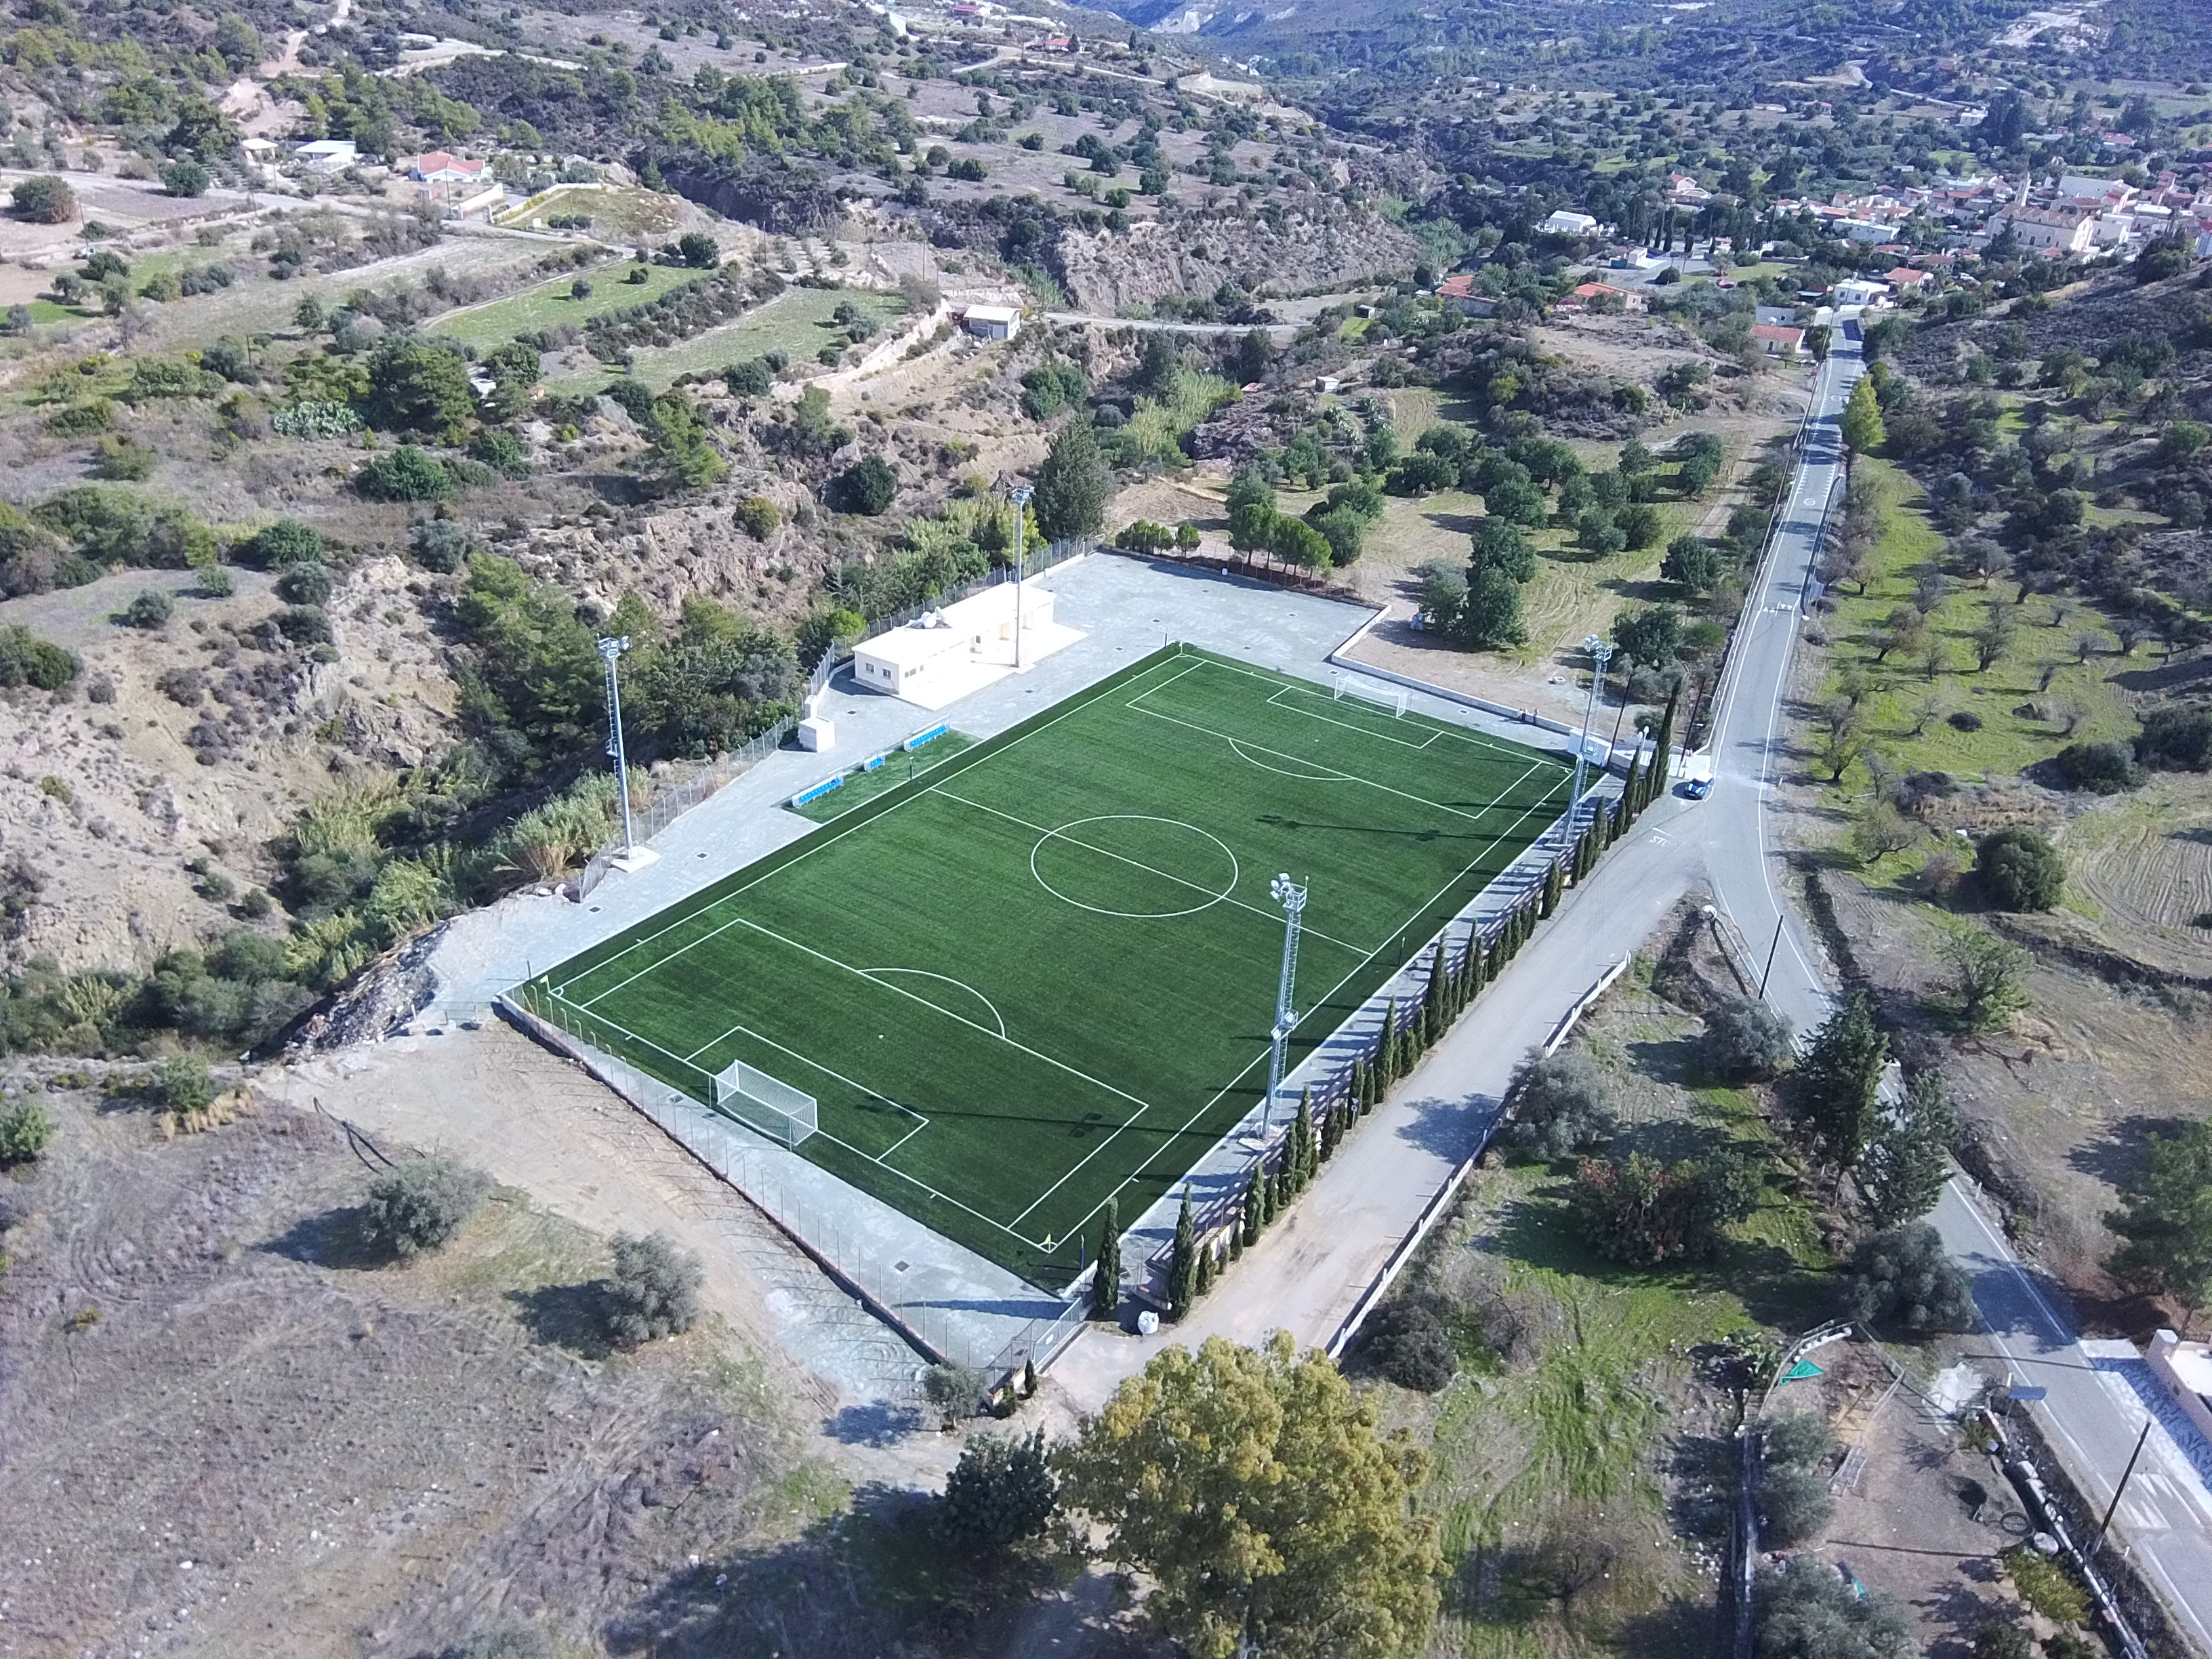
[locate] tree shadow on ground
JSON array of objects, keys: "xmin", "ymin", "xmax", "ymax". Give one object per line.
[
  {"xmin": 1493, "ymin": 1184, "xmax": 1829, "ymax": 1330},
  {"xmin": 1917, "ymin": 1557, "xmax": 2009, "ymax": 1659},
  {"xmin": 1425, "ymin": 509, "xmax": 1486, "ymax": 537},
  {"xmin": 604, "ymin": 1484, "xmax": 1057, "ymax": 1659},
  {"xmin": 506, "ymin": 1281, "xmax": 616, "ymax": 1359},
  {"xmin": 1392, "ymin": 1090, "xmax": 1499, "ymax": 1163},
  {"xmin": 2067, "ymin": 1111, "xmax": 2193, "ymax": 1189},
  {"xmin": 1624, "ymin": 1034, "xmax": 1705, "ymax": 1089},
  {"xmin": 1612, "ymin": 1594, "xmax": 1715, "ymax": 1659},
  {"xmin": 260, "ymin": 1204, "xmax": 394, "ymax": 1271},
  {"xmin": 824, "ymin": 1402, "xmax": 924, "ymax": 1447}
]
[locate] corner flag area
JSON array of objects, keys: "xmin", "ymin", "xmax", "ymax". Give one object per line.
[{"xmin": 516, "ymin": 646, "xmax": 1573, "ymax": 1288}]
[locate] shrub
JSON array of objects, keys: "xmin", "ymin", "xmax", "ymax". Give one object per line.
[
  {"xmin": 0, "ymin": 1098, "xmax": 56, "ymax": 1165},
  {"xmin": 148, "ymin": 1054, "xmax": 215, "ymax": 1113},
  {"xmin": 2001, "ymin": 1545, "xmax": 2090, "ymax": 1626},
  {"xmin": 276, "ymin": 564, "xmax": 333, "ymax": 605},
  {"xmin": 160, "ymin": 159, "xmax": 209, "ymax": 198},
  {"xmin": 1975, "ymin": 827, "xmax": 2064, "ymax": 912},
  {"xmin": 276, "ymin": 605, "xmax": 333, "ymax": 645},
  {"xmin": 470, "ymin": 428, "xmax": 533, "ymax": 479},
  {"xmin": 724, "ymin": 358, "xmax": 773, "ymax": 396},
  {"xmin": 361, "ymin": 1154, "xmax": 491, "ymax": 1257},
  {"xmin": 255, "ymin": 518, "xmax": 323, "ymax": 567},
  {"xmin": 1704, "ymin": 998, "xmax": 1794, "ymax": 1081},
  {"xmin": 0, "ymin": 625, "xmax": 79, "ymax": 691},
  {"xmin": 1756, "ymin": 1553, "xmax": 1912, "ymax": 1659},
  {"xmin": 1974, "ymin": 1623, "xmax": 2034, "ymax": 1659},
  {"xmin": 1361, "ymin": 1293, "xmax": 1458, "ymax": 1391},
  {"xmin": 437, "ymin": 1626, "xmax": 553, "ymax": 1659},
  {"xmin": 356, "ymin": 447, "xmax": 454, "ymax": 501},
  {"xmin": 1505, "ymin": 1050, "xmax": 1615, "ymax": 1158},
  {"xmin": 2135, "ymin": 703, "xmax": 2212, "ymax": 771},
  {"xmin": 838, "ymin": 453, "xmax": 899, "ymax": 515},
  {"xmin": 603, "ymin": 1231, "xmax": 701, "ymax": 1345},
  {"xmin": 735, "ymin": 495, "xmax": 781, "ymax": 539},
  {"xmin": 1845, "ymin": 1221, "xmax": 1975, "ymax": 1332},
  {"xmin": 937, "ymin": 1429, "xmax": 1057, "ymax": 1554},
  {"xmin": 602, "ymin": 378, "xmax": 656, "ymax": 421},
  {"xmin": 123, "ymin": 588, "xmax": 173, "ymax": 629},
  {"xmin": 91, "ymin": 434, "xmax": 156, "ymax": 480},
  {"xmin": 1758, "ymin": 1462, "xmax": 1835, "ymax": 1546},
  {"xmin": 409, "ymin": 517, "xmax": 470, "ymax": 572},
  {"xmin": 1948, "ymin": 710, "xmax": 1983, "ymax": 731},
  {"xmin": 197, "ymin": 567, "xmax": 234, "ymax": 598},
  {"xmin": 2052, "ymin": 741, "xmax": 2139, "ymax": 793},
  {"xmin": 11, "ymin": 175, "xmax": 75, "ymax": 224}
]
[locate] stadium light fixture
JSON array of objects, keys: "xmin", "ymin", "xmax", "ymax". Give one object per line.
[
  {"xmin": 1009, "ymin": 484, "xmax": 1033, "ymax": 671},
  {"xmin": 598, "ymin": 634, "xmax": 638, "ymax": 857},
  {"xmin": 1570, "ymin": 633, "xmax": 1613, "ymax": 836},
  {"xmin": 1265, "ymin": 872, "xmax": 1307, "ymax": 1132}
]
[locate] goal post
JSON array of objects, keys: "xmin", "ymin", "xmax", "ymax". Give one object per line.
[
  {"xmin": 1333, "ymin": 673, "xmax": 1410, "ymax": 717},
  {"xmin": 712, "ymin": 1055, "xmax": 819, "ymax": 1147}
]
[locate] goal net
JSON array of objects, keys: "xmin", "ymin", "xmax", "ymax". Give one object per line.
[
  {"xmin": 1334, "ymin": 674, "xmax": 1409, "ymax": 717},
  {"xmin": 712, "ymin": 1055, "xmax": 819, "ymax": 1147}
]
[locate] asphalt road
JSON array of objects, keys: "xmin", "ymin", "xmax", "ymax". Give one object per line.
[{"xmin": 1696, "ymin": 325, "xmax": 2212, "ymax": 1652}]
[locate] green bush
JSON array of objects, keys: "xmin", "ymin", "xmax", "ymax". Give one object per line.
[
  {"xmin": 1704, "ymin": 998, "xmax": 1794, "ymax": 1081},
  {"xmin": 724, "ymin": 358, "xmax": 773, "ymax": 397},
  {"xmin": 10, "ymin": 175, "xmax": 75, "ymax": 224},
  {"xmin": 148, "ymin": 1054, "xmax": 216, "ymax": 1113},
  {"xmin": 838, "ymin": 453, "xmax": 898, "ymax": 515},
  {"xmin": 937, "ymin": 1429, "xmax": 1057, "ymax": 1554},
  {"xmin": 161, "ymin": 159, "xmax": 209, "ymax": 198},
  {"xmin": 603, "ymin": 1231, "xmax": 701, "ymax": 1345},
  {"xmin": 1506, "ymin": 1050, "xmax": 1614, "ymax": 1158},
  {"xmin": 122, "ymin": 588, "xmax": 173, "ymax": 629},
  {"xmin": 1976, "ymin": 827, "xmax": 2064, "ymax": 911},
  {"xmin": 2001, "ymin": 1546, "xmax": 2090, "ymax": 1626},
  {"xmin": 0, "ymin": 625, "xmax": 79, "ymax": 691},
  {"xmin": 2052, "ymin": 741, "xmax": 2140, "ymax": 794},
  {"xmin": 361, "ymin": 1153, "xmax": 491, "ymax": 1257},
  {"xmin": 735, "ymin": 495, "xmax": 780, "ymax": 540},
  {"xmin": 253, "ymin": 518, "xmax": 324, "ymax": 567},
  {"xmin": 0, "ymin": 1097, "xmax": 56, "ymax": 1164},
  {"xmin": 470, "ymin": 428, "xmax": 533, "ymax": 479},
  {"xmin": 1361, "ymin": 1293, "xmax": 1458, "ymax": 1392},
  {"xmin": 276, "ymin": 565, "xmax": 332, "ymax": 605},
  {"xmin": 1845, "ymin": 1221, "xmax": 1975, "ymax": 1332},
  {"xmin": 356, "ymin": 447, "xmax": 454, "ymax": 502}
]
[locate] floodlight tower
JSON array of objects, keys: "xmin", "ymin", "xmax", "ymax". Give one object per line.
[
  {"xmin": 1009, "ymin": 484, "xmax": 1034, "ymax": 670},
  {"xmin": 1570, "ymin": 633, "xmax": 1613, "ymax": 836},
  {"xmin": 1265, "ymin": 872, "xmax": 1308, "ymax": 1132},
  {"xmin": 598, "ymin": 634, "xmax": 638, "ymax": 857}
]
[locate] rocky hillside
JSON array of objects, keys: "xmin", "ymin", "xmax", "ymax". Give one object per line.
[{"xmin": 1057, "ymin": 201, "xmax": 1424, "ymax": 314}]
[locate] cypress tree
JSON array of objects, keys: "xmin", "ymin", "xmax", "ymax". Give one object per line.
[
  {"xmin": 1350, "ymin": 1054, "xmax": 1369, "ymax": 1113},
  {"xmin": 1089, "ymin": 1195, "xmax": 1120, "ymax": 1321},
  {"xmin": 1467, "ymin": 932, "xmax": 1488, "ymax": 1000},
  {"xmin": 1197, "ymin": 1242, "xmax": 1218, "ymax": 1291},
  {"xmin": 1167, "ymin": 1187, "xmax": 1197, "ymax": 1320},
  {"xmin": 1240, "ymin": 1172, "xmax": 1261, "ymax": 1246},
  {"xmin": 1620, "ymin": 751, "xmax": 1642, "ymax": 819},
  {"xmin": 1289, "ymin": 1091, "xmax": 1312, "ymax": 1189},
  {"xmin": 1378, "ymin": 999, "xmax": 1400, "ymax": 1084},
  {"xmin": 1422, "ymin": 940, "xmax": 1448, "ymax": 1041},
  {"xmin": 1022, "ymin": 1357, "xmax": 1038, "ymax": 1397},
  {"xmin": 1540, "ymin": 860, "xmax": 1563, "ymax": 918},
  {"xmin": 1260, "ymin": 1165, "xmax": 1278, "ymax": 1224},
  {"xmin": 1320, "ymin": 1097, "xmax": 1340, "ymax": 1160},
  {"xmin": 1652, "ymin": 683, "xmax": 1680, "ymax": 795}
]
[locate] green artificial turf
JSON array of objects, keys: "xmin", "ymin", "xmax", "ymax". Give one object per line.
[{"xmin": 521, "ymin": 647, "xmax": 1572, "ymax": 1287}]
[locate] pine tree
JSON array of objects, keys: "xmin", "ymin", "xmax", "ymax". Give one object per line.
[
  {"xmin": 1167, "ymin": 1187, "xmax": 1198, "ymax": 1320},
  {"xmin": 1090, "ymin": 1195, "xmax": 1122, "ymax": 1321},
  {"xmin": 1540, "ymin": 860, "xmax": 1564, "ymax": 918},
  {"xmin": 1240, "ymin": 1172, "xmax": 1261, "ymax": 1246},
  {"xmin": 1794, "ymin": 990, "xmax": 1890, "ymax": 1181},
  {"xmin": 1032, "ymin": 418, "xmax": 1113, "ymax": 542}
]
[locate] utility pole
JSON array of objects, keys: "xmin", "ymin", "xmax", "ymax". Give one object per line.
[
  {"xmin": 597, "ymin": 635, "xmax": 638, "ymax": 859},
  {"xmin": 1010, "ymin": 484, "xmax": 1033, "ymax": 671},
  {"xmin": 1759, "ymin": 916, "xmax": 1785, "ymax": 998},
  {"xmin": 1570, "ymin": 634, "xmax": 1614, "ymax": 839},
  {"xmin": 2097, "ymin": 1419, "xmax": 2154, "ymax": 1549},
  {"xmin": 1265, "ymin": 873, "xmax": 1307, "ymax": 1133}
]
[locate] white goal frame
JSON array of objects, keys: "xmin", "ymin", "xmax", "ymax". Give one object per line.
[
  {"xmin": 712, "ymin": 1055, "xmax": 819, "ymax": 1147},
  {"xmin": 1333, "ymin": 674, "xmax": 1410, "ymax": 718}
]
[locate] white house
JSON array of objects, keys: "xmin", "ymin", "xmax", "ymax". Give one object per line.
[
  {"xmin": 294, "ymin": 139, "xmax": 359, "ymax": 174},
  {"xmin": 1539, "ymin": 209, "xmax": 1599, "ymax": 236},
  {"xmin": 852, "ymin": 583, "xmax": 1078, "ymax": 710},
  {"xmin": 1994, "ymin": 202, "xmax": 2096, "ymax": 253},
  {"xmin": 1834, "ymin": 279, "xmax": 1891, "ymax": 308},
  {"xmin": 959, "ymin": 304, "xmax": 1021, "ymax": 340}
]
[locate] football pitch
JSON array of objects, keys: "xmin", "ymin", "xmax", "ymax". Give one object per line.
[{"xmin": 518, "ymin": 646, "xmax": 1575, "ymax": 1288}]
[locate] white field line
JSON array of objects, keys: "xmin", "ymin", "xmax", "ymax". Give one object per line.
[{"xmin": 1265, "ymin": 684, "xmax": 1442, "ymax": 750}]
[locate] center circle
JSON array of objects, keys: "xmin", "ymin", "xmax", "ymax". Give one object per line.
[{"xmin": 1030, "ymin": 815, "xmax": 1240, "ymax": 920}]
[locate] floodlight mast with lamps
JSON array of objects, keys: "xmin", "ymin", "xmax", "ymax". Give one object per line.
[
  {"xmin": 598, "ymin": 635, "xmax": 637, "ymax": 857},
  {"xmin": 1265, "ymin": 872, "xmax": 1307, "ymax": 1132},
  {"xmin": 1570, "ymin": 633, "xmax": 1613, "ymax": 838},
  {"xmin": 1008, "ymin": 485, "xmax": 1033, "ymax": 671}
]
